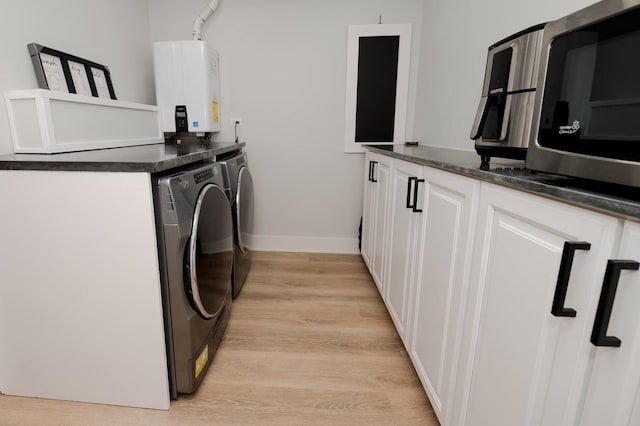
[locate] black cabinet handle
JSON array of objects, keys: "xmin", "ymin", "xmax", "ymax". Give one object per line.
[
  {"xmin": 406, "ymin": 177, "xmax": 417, "ymax": 209},
  {"xmin": 412, "ymin": 179, "xmax": 424, "ymax": 213},
  {"xmin": 551, "ymin": 241, "xmax": 591, "ymax": 317},
  {"xmin": 370, "ymin": 161, "xmax": 378, "ymax": 182},
  {"xmin": 590, "ymin": 259, "xmax": 639, "ymax": 347}
]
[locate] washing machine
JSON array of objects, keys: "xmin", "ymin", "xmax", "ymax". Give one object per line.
[
  {"xmin": 220, "ymin": 152, "xmax": 254, "ymax": 298},
  {"xmin": 153, "ymin": 161, "xmax": 233, "ymax": 398}
]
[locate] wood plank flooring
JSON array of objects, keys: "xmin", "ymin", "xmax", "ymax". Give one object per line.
[{"xmin": 0, "ymin": 252, "xmax": 440, "ymax": 425}]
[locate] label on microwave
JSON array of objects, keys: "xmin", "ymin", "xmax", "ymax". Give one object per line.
[{"xmin": 559, "ymin": 120, "xmax": 581, "ymax": 135}]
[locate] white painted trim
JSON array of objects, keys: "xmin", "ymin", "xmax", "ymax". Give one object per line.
[
  {"xmin": 249, "ymin": 234, "xmax": 360, "ymax": 254},
  {"xmin": 344, "ymin": 23, "xmax": 413, "ymax": 153}
]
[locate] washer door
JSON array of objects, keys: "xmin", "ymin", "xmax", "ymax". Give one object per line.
[
  {"xmin": 184, "ymin": 183, "xmax": 233, "ymax": 319},
  {"xmin": 236, "ymin": 166, "xmax": 254, "ymax": 255}
]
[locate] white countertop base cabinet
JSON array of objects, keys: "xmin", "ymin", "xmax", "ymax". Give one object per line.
[
  {"xmin": 361, "ymin": 152, "xmax": 391, "ymax": 293},
  {"xmin": 386, "ymin": 158, "xmax": 423, "ymax": 343},
  {"xmin": 454, "ymin": 183, "xmax": 619, "ymax": 426},
  {"xmin": 361, "ymin": 152, "xmax": 640, "ymax": 425},
  {"xmin": 579, "ymin": 220, "xmax": 640, "ymax": 426},
  {"xmin": 408, "ymin": 167, "xmax": 479, "ymax": 425},
  {"xmin": 362, "ymin": 155, "xmax": 481, "ymax": 425},
  {"xmin": 361, "ymin": 153, "xmax": 375, "ymax": 269},
  {"xmin": 0, "ymin": 170, "xmax": 170, "ymax": 410}
]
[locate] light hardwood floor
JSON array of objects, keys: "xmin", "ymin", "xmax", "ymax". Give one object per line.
[{"xmin": 0, "ymin": 252, "xmax": 439, "ymax": 425}]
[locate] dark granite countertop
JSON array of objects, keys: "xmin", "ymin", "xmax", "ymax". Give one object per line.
[
  {"xmin": 366, "ymin": 144, "xmax": 640, "ymax": 221},
  {"xmin": 0, "ymin": 141, "xmax": 245, "ymax": 173}
]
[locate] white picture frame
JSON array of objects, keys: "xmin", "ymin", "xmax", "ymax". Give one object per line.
[{"xmin": 344, "ymin": 24, "xmax": 412, "ymax": 153}]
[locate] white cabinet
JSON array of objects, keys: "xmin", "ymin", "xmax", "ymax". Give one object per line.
[
  {"xmin": 361, "ymin": 152, "xmax": 376, "ymax": 267},
  {"xmin": 361, "ymin": 151, "xmax": 640, "ymax": 426},
  {"xmin": 454, "ymin": 183, "xmax": 619, "ymax": 426},
  {"xmin": 370, "ymin": 155, "xmax": 481, "ymax": 425},
  {"xmin": 0, "ymin": 170, "xmax": 169, "ymax": 410},
  {"xmin": 385, "ymin": 158, "xmax": 423, "ymax": 342},
  {"xmin": 407, "ymin": 167, "xmax": 479, "ymax": 425},
  {"xmin": 361, "ymin": 152, "xmax": 391, "ymax": 293},
  {"xmin": 579, "ymin": 221, "xmax": 640, "ymax": 426}
]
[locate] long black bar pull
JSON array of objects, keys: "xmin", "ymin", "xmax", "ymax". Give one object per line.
[
  {"xmin": 412, "ymin": 179, "xmax": 425, "ymax": 213},
  {"xmin": 590, "ymin": 259, "xmax": 639, "ymax": 347},
  {"xmin": 406, "ymin": 177, "xmax": 417, "ymax": 209},
  {"xmin": 551, "ymin": 241, "xmax": 591, "ymax": 317},
  {"xmin": 370, "ymin": 161, "xmax": 378, "ymax": 182},
  {"xmin": 368, "ymin": 161, "xmax": 373, "ymax": 182}
]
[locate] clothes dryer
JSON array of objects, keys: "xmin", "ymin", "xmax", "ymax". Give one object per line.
[
  {"xmin": 220, "ymin": 152, "xmax": 254, "ymax": 298},
  {"xmin": 153, "ymin": 161, "xmax": 233, "ymax": 398}
]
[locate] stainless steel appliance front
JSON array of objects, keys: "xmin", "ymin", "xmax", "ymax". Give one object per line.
[
  {"xmin": 526, "ymin": 0, "xmax": 640, "ymax": 187},
  {"xmin": 471, "ymin": 24, "xmax": 545, "ymax": 165},
  {"xmin": 154, "ymin": 162, "xmax": 233, "ymax": 398},
  {"xmin": 220, "ymin": 151, "xmax": 254, "ymax": 298}
]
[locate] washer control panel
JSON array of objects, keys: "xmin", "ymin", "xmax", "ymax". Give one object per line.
[{"xmin": 194, "ymin": 168, "xmax": 213, "ymax": 184}]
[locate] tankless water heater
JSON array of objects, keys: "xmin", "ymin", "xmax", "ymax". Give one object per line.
[{"xmin": 153, "ymin": 40, "xmax": 221, "ymax": 134}]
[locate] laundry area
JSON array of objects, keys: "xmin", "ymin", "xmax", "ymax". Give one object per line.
[{"xmin": 2, "ymin": 1, "xmax": 640, "ymax": 425}]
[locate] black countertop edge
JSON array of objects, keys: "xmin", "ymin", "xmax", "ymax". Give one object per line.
[
  {"xmin": 0, "ymin": 142, "xmax": 246, "ymax": 173},
  {"xmin": 365, "ymin": 144, "xmax": 640, "ymax": 221}
]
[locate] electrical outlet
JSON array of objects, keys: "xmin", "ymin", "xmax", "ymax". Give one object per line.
[{"xmin": 229, "ymin": 118, "xmax": 243, "ymax": 126}]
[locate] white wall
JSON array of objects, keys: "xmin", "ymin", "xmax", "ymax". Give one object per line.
[
  {"xmin": 149, "ymin": 0, "xmax": 424, "ymax": 253},
  {"xmin": 0, "ymin": 0, "xmax": 155, "ymax": 155},
  {"xmin": 412, "ymin": 0, "xmax": 599, "ymax": 151},
  {"xmin": 0, "ymin": 1, "xmax": 605, "ymax": 254}
]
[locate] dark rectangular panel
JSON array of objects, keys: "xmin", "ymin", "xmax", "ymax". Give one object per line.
[
  {"xmin": 488, "ymin": 48, "xmax": 513, "ymax": 93},
  {"xmin": 355, "ymin": 36, "xmax": 400, "ymax": 142}
]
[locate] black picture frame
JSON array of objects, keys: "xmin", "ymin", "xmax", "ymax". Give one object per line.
[{"xmin": 28, "ymin": 43, "xmax": 117, "ymax": 100}]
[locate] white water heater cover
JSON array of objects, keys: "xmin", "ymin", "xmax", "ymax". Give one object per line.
[{"xmin": 153, "ymin": 41, "xmax": 221, "ymax": 133}]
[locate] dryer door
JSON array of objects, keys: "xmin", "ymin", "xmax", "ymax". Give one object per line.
[
  {"xmin": 236, "ymin": 166, "xmax": 254, "ymax": 255},
  {"xmin": 184, "ymin": 183, "xmax": 233, "ymax": 319}
]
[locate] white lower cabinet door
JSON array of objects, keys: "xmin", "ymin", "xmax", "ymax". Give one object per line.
[
  {"xmin": 407, "ymin": 167, "xmax": 479, "ymax": 426},
  {"xmin": 579, "ymin": 221, "xmax": 640, "ymax": 426},
  {"xmin": 454, "ymin": 183, "xmax": 619, "ymax": 426},
  {"xmin": 361, "ymin": 152, "xmax": 391, "ymax": 293},
  {"xmin": 385, "ymin": 158, "xmax": 423, "ymax": 343},
  {"xmin": 361, "ymin": 152, "xmax": 377, "ymax": 269},
  {"xmin": 371, "ymin": 155, "xmax": 391, "ymax": 292}
]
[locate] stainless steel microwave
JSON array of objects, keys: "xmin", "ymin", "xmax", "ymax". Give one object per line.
[{"xmin": 526, "ymin": 0, "xmax": 640, "ymax": 187}]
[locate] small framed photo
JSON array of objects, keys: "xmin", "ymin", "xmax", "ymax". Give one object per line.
[
  {"xmin": 68, "ymin": 60, "xmax": 92, "ymax": 96},
  {"xmin": 28, "ymin": 43, "xmax": 117, "ymax": 100}
]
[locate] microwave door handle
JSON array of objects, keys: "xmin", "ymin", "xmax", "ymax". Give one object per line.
[{"xmin": 470, "ymin": 96, "xmax": 489, "ymax": 140}]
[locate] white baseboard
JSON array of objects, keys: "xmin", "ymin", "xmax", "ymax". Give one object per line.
[{"xmin": 248, "ymin": 234, "xmax": 360, "ymax": 254}]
